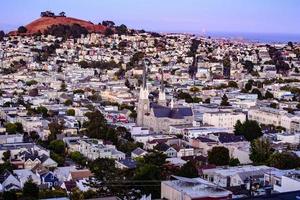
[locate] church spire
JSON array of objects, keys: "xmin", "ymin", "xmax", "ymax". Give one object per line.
[
  {"xmin": 137, "ymin": 59, "xmax": 150, "ymax": 127},
  {"xmin": 158, "ymin": 68, "xmax": 167, "ymax": 106},
  {"xmin": 142, "ymin": 59, "xmax": 147, "ymax": 89},
  {"xmin": 160, "ymin": 69, "xmax": 165, "ymax": 93}
]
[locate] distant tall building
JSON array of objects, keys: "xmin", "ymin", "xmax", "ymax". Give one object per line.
[{"xmin": 223, "ymin": 55, "xmax": 231, "ymax": 79}]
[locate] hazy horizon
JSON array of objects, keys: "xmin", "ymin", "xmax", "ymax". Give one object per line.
[{"xmin": 1, "ymin": 0, "xmax": 300, "ymax": 40}]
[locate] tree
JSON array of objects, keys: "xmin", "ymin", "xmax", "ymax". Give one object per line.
[
  {"xmin": 228, "ymin": 81, "xmax": 238, "ymax": 88},
  {"xmin": 133, "ymin": 164, "xmax": 161, "ymax": 198},
  {"xmin": 66, "ymin": 109, "xmax": 75, "ymax": 116},
  {"xmin": 18, "ymin": 26, "xmax": 27, "ymax": 33},
  {"xmin": 89, "ymin": 158, "xmax": 132, "ymax": 198},
  {"xmin": 29, "ymin": 88, "xmax": 39, "ymax": 96},
  {"xmin": 36, "ymin": 106, "xmax": 48, "ymax": 117},
  {"xmin": 268, "ymin": 152, "xmax": 300, "ymax": 169},
  {"xmin": 270, "ymin": 103, "xmax": 278, "ymax": 109},
  {"xmin": 70, "ymin": 188, "xmax": 84, "ymax": 200},
  {"xmin": 251, "ymin": 88, "xmax": 263, "ymax": 100},
  {"xmin": 104, "ymin": 28, "xmax": 114, "ymax": 37},
  {"xmin": 245, "ymin": 82, "xmax": 252, "ymax": 91},
  {"xmin": 234, "ymin": 120, "xmax": 263, "ymax": 141},
  {"xmin": 176, "ymin": 161, "xmax": 198, "ymax": 178},
  {"xmin": 116, "ymin": 24, "xmax": 128, "ymax": 35},
  {"xmin": 23, "ymin": 179, "xmax": 39, "ymax": 200},
  {"xmin": 84, "ymin": 111, "xmax": 118, "ymax": 144},
  {"xmin": 0, "ymin": 30, "xmax": 5, "ymax": 41},
  {"xmin": 220, "ymin": 94, "xmax": 230, "ymax": 106},
  {"xmin": 2, "ymin": 190, "xmax": 17, "ymax": 200},
  {"xmin": 5, "ymin": 123, "xmax": 17, "ymax": 134},
  {"xmin": 59, "ymin": 11, "xmax": 66, "ymax": 17},
  {"xmin": 30, "ymin": 131, "xmax": 40, "ymax": 141},
  {"xmin": 233, "ymin": 120, "xmax": 243, "ymax": 136},
  {"xmin": 48, "ymin": 120, "xmax": 64, "ymax": 141},
  {"xmin": 15, "ymin": 122, "xmax": 23, "ymax": 133},
  {"xmin": 2, "ymin": 150, "xmax": 11, "ymax": 162},
  {"xmin": 102, "ymin": 20, "xmax": 115, "ymax": 27},
  {"xmin": 204, "ymin": 98, "xmax": 210, "ymax": 104},
  {"xmin": 49, "ymin": 140, "xmax": 65, "ymax": 155},
  {"xmin": 229, "ymin": 158, "xmax": 240, "ymax": 166},
  {"xmin": 208, "ymin": 146, "xmax": 230, "ymax": 166},
  {"xmin": 264, "ymin": 91, "xmax": 274, "ymax": 99},
  {"xmin": 250, "ymin": 139, "xmax": 273, "ymax": 165},
  {"xmin": 64, "ymin": 99, "xmax": 73, "ymax": 106},
  {"xmin": 244, "ymin": 60, "xmax": 254, "ymax": 73},
  {"xmin": 60, "ymin": 81, "xmax": 67, "ymax": 91},
  {"xmin": 69, "ymin": 151, "xmax": 86, "ymax": 166}
]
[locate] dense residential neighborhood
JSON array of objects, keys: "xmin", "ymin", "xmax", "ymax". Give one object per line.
[{"xmin": 0, "ymin": 10, "xmax": 300, "ymax": 200}]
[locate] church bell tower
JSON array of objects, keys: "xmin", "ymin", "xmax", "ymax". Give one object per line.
[
  {"xmin": 158, "ymin": 68, "xmax": 167, "ymax": 106},
  {"xmin": 137, "ymin": 59, "xmax": 150, "ymax": 126}
]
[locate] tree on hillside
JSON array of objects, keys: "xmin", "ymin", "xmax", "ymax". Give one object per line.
[
  {"xmin": 208, "ymin": 146, "xmax": 230, "ymax": 166},
  {"xmin": 228, "ymin": 81, "xmax": 238, "ymax": 88},
  {"xmin": 243, "ymin": 60, "xmax": 254, "ymax": 73},
  {"xmin": 245, "ymin": 82, "xmax": 252, "ymax": 92},
  {"xmin": 176, "ymin": 161, "xmax": 198, "ymax": 178},
  {"xmin": 23, "ymin": 179, "xmax": 39, "ymax": 200},
  {"xmin": 220, "ymin": 94, "xmax": 230, "ymax": 106},
  {"xmin": 49, "ymin": 140, "xmax": 65, "ymax": 155},
  {"xmin": 5, "ymin": 123, "xmax": 18, "ymax": 134},
  {"xmin": 104, "ymin": 28, "xmax": 114, "ymax": 37},
  {"xmin": 102, "ymin": 20, "xmax": 115, "ymax": 27},
  {"xmin": 250, "ymin": 139, "xmax": 273, "ymax": 165},
  {"xmin": 234, "ymin": 120, "xmax": 263, "ymax": 141},
  {"xmin": 0, "ymin": 30, "xmax": 5, "ymax": 41},
  {"xmin": 59, "ymin": 11, "xmax": 66, "ymax": 17},
  {"xmin": 264, "ymin": 91, "xmax": 274, "ymax": 99},
  {"xmin": 268, "ymin": 152, "xmax": 300, "ymax": 169},
  {"xmin": 251, "ymin": 88, "xmax": 263, "ymax": 100},
  {"xmin": 234, "ymin": 120, "xmax": 243, "ymax": 136},
  {"xmin": 3, "ymin": 150, "xmax": 11, "ymax": 162},
  {"xmin": 66, "ymin": 109, "xmax": 75, "ymax": 116},
  {"xmin": 48, "ymin": 119, "xmax": 64, "ymax": 141},
  {"xmin": 18, "ymin": 26, "xmax": 27, "ymax": 33}
]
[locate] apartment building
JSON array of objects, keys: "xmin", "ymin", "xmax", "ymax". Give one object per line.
[
  {"xmin": 78, "ymin": 139, "xmax": 125, "ymax": 160},
  {"xmin": 203, "ymin": 111, "xmax": 246, "ymax": 129}
]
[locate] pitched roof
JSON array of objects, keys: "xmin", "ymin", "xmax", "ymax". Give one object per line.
[
  {"xmin": 70, "ymin": 169, "xmax": 93, "ymax": 181},
  {"xmin": 117, "ymin": 158, "xmax": 137, "ymax": 169},
  {"xmin": 0, "ymin": 170, "xmax": 14, "ymax": 183},
  {"xmin": 63, "ymin": 180, "xmax": 77, "ymax": 192},
  {"xmin": 152, "ymin": 104, "xmax": 193, "ymax": 119},
  {"xmin": 154, "ymin": 142, "xmax": 172, "ymax": 152},
  {"xmin": 132, "ymin": 147, "xmax": 147, "ymax": 156}
]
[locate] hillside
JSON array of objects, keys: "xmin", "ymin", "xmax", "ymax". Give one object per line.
[{"xmin": 11, "ymin": 16, "xmax": 107, "ymax": 35}]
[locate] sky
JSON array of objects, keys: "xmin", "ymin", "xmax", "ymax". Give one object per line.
[{"xmin": 0, "ymin": 0, "xmax": 300, "ymax": 35}]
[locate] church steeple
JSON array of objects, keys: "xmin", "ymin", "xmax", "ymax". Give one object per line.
[
  {"xmin": 158, "ymin": 68, "xmax": 167, "ymax": 106},
  {"xmin": 137, "ymin": 59, "xmax": 150, "ymax": 126}
]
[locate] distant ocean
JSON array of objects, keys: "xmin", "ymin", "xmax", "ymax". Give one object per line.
[{"xmin": 196, "ymin": 32, "xmax": 300, "ymax": 44}]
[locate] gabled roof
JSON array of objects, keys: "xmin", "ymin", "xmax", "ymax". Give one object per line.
[
  {"xmin": 154, "ymin": 142, "xmax": 173, "ymax": 152},
  {"xmin": 63, "ymin": 180, "xmax": 76, "ymax": 192},
  {"xmin": 70, "ymin": 169, "xmax": 93, "ymax": 181},
  {"xmin": 117, "ymin": 158, "xmax": 137, "ymax": 169},
  {"xmin": 152, "ymin": 104, "xmax": 193, "ymax": 119},
  {"xmin": 132, "ymin": 147, "xmax": 147, "ymax": 156},
  {"xmin": 0, "ymin": 170, "xmax": 14, "ymax": 184}
]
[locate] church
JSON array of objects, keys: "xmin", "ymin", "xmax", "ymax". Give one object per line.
[{"xmin": 136, "ymin": 60, "xmax": 193, "ymax": 133}]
